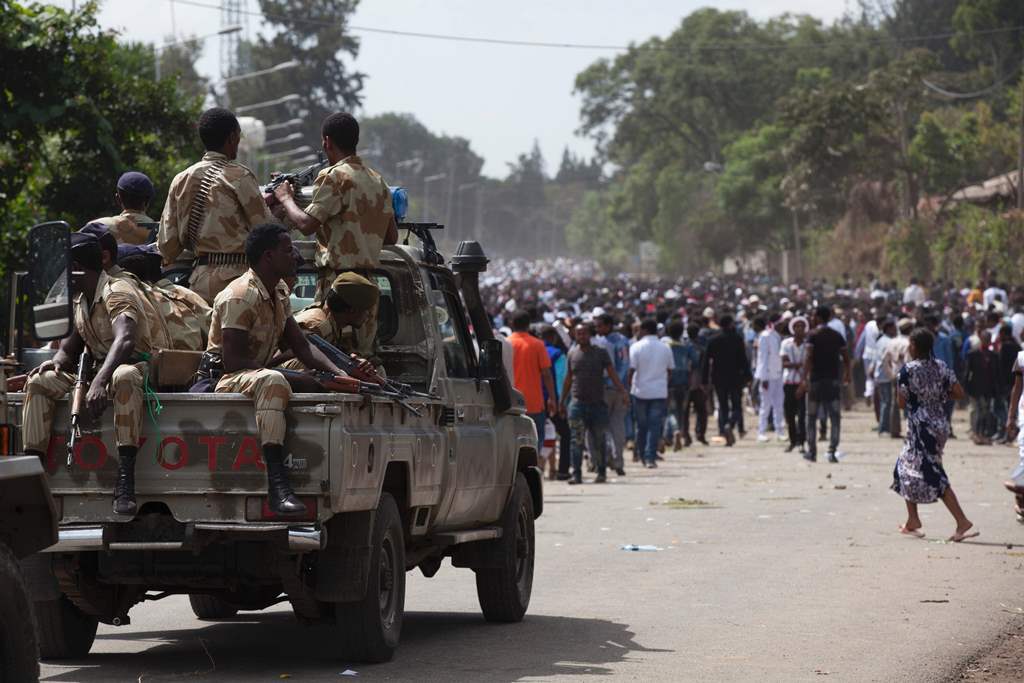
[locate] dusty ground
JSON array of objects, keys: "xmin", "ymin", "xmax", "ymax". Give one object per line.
[{"xmin": 39, "ymin": 410, "xmax": 1024, "ymax": 682}]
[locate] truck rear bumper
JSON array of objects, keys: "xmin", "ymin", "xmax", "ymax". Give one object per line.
[{"xmin": 42, "ymin": 524, "xmax": 322, "ymax": 553}]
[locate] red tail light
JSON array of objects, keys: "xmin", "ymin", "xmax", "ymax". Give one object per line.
[{"xmin": 0, "ymin": 424, "xmax": 11, "ymax": 455}]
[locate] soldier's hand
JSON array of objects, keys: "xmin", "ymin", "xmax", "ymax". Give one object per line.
[
  {"xmin": 273, "ymin": 181, "xmax": 295, "ymax": 203},
  {"xmin": 30, "ymin": 359, "xmax": 60, "ymax": 378},
  {"xmin": 85, "ymin": 383, "xmax": 108, "ymax": 419},
  {"xmin": 350, "ymin": 358, "xmax": 378, "ymax": 384},
  {"xmin": 263, "ymin": 190, "xmax": 279, "ymax": 208}
]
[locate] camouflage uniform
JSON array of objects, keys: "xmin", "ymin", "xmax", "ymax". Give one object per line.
[
  {"xmin": 22, "ymin": 271, "xmax": 154, "ymax": 452},
  {"xmin": 208, "ymin": 269, "xmax": 292, "ymax": 446},
  {"xmin": 303, "ymin": 155, "xmax": 395, "ymax": 356},
  {"xmin": 91, "ymin": 210, "xmax": 156, "ymax": 245},
  {"xmin": 279, "ymin": 305, "xmax": 356, "ymax": 371},
  {"xmin": 108, "ymin": 266, "xmax": 172, "ymax": 353},
  {"xmin": 159, "ymin": 151, "xmax": 273, "ymax": 305},
  {"xmin": 152, "ymin": 278, "xmax": 212, "ymax": 351}
]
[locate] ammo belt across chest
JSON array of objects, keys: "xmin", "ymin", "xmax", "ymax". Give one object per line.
[
  {"xmin": 185, "ymin": 159, "xmax": 229, "ymax": 251},
  {"xmin": 194, "ymin": 253, "xmax": 247, "ymax": 266}
]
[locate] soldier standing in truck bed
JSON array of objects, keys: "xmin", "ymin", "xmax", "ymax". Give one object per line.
[
  {"xmin": 159, "ymin": 107, "xmax": 274, "ymax": 304},
  {"xmin": 89, "ymin": 171, "xmax": 159, "ymax": 245},
  {"xmin": 22, "ymin": 233, "xmax": 156, "ymax": 515},
  {"xmin": 271, "ymin": 112, "xmax": 398, "ymax": 357}
]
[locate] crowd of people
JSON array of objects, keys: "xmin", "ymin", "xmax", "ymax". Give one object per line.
[{"xmin": 488, "ymin": 259, "xmax": 1024, "ymax": 538}]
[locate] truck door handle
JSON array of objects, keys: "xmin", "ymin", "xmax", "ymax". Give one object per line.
[{"xmin": 455, "ymin": 408, "xmax": 466, "ymax": 422}]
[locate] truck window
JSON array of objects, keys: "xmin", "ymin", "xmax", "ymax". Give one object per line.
[{"xmin": 427, "ymin": 273, "xmax": 477, "ymax": 379}]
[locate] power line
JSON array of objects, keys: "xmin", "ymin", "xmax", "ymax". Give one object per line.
[{"xmin": 167, "ymin": 0, "xmax": 1024, "ymax": 53}]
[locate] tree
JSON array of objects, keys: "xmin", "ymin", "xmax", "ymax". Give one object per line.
[
  {"xmin": 716, "ymin": 124, "xmax": 790, "ymax": 249},
  {"xmin": 226, "ymin": 0, "xmax": 364, "ymax": 156},
  {"xmin": 0, "ymin": 1, "xmax": 201, "ymax": 274}
]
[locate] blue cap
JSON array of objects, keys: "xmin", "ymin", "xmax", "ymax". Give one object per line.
[
  {"xmin": 117, "ymin": 243, "xmax": 160, "ymax": 261},
  {"xmin": 116, "ymin": 171, "xmax": 155, "ymax": 201},
  {"xmin": 78, "ymin": 222, "xmax": 117, "ymax": 256}
]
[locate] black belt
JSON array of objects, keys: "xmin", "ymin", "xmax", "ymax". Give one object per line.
[{"xmin": 194, "ymin": 253, "xmax": 247, "ymax": 266}]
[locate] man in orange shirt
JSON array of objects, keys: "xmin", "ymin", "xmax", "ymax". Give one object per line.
[{"xmin": 509, "ymin": 310, "xmax": 558, "ymax": 453}]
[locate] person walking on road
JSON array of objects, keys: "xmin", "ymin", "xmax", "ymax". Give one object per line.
[
  {"xmin": 628, "ymin": 319, "xmax": 675, "ymax": 468},
  {"xmin": 663, "ymin": 320, "xmax": 701, "ymax": 449},
  {"xmin": 560, "ymin": 323, "xmax": 629, "ymax": 484},
  {"xmin": 892, "ymin": 327, "xmax": 977, "ymax": 542},
  {"xmin": 781, "ymin": 316, "xmax": 808, "ymax": 454},
  {"xmin": 508, "ymin": 311, "xmax": 557, "ymax": 456},
  {"xmin": 754, "ymin": 316, "xmax": 785, "ymax": 443},
  {"xmin": 801, "ymin": 305, "xmax": 851, "ymax": 463},
  {"xmin": 594, "ymin": 313, "xmax": 632, "ymax": 474},
  {"xmin": 703, "ymin": 314, "xmax": 752, "ymax": 446}
]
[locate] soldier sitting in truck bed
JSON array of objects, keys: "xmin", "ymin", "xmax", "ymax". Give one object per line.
[
  {"xmin": 88, "ymin": 171, "xmax": 158, "ymax": 246},
  {"xmin": 22, "ymin": 233, "xmax": 157, "ymax": 515},
  {"xmin": 205, "ymin": 222, "xmax": 345, "ymax": 514},
  {"xmin": 273, "ymin": 271, "xmax": 379, "ymax": 373}
]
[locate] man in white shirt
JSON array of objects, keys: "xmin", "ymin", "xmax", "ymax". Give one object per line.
[
  {"xmin": 627, "ymin": 319, "xmax": 675, "ymax": 468},
  {"xmin": 753, "ymin": 317, "xmax": 785, "ymax": 442},
  {"xmin": 983, "ymin": 280, "xmax": 1008, "ymax": 310},
  {"xmin": 903, "ymin": 278, "xmax": 926, "ymax": 306}
]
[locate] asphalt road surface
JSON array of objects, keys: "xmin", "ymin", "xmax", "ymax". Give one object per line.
[{"xmin": 39, "ymin": 410, "xmax": 1024, "ymax": 682}]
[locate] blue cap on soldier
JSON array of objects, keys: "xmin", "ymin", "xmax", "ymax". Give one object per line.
[{"xmin": 116, "ymin": 171, "xmax": 155, "ymax": 202}]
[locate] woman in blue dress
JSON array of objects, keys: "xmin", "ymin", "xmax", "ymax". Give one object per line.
[{"xmin": 892, "ymin": 328, "xmax": 978, "ymax": 541}]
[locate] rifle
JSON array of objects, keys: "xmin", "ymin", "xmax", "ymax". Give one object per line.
[
  {"xmin": 67, "ymin": 351, "xmax": 91, "ymax": 469},
  {"xmin": 262, "ymin": 155, "xmax": 328, "ymax": 194},
  {"xmin": 277, "ymin": 368, "xmax": 426, "ymax": 417},
  {"xmin": 307, "ymin": 334, "xmax": 434, "ymax": 402}
]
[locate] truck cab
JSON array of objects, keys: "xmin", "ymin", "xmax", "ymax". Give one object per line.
[{"xmin": 6, "ymin": 221, "xmax": 542, "ymax": 663}]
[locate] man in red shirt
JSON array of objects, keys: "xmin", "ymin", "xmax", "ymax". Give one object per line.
[{"xmin": 509, "ymin": 310, "xmax": 558, "ymax": 453}]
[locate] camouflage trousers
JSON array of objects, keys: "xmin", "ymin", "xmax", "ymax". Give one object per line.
[
  {"xmin": 315, "ymin": 271, "xmax": 378, "ymax": 358},
  {"xmin": 22, "ymin": 362, "xmax": 147, "ymax": 452},
  {"xmin": 216, "ymin": 368, "xmax": 292, "ymax": 446},
  {"xmin": 190, "ymin": 263, "xmax": 247, "ymax": 306}
]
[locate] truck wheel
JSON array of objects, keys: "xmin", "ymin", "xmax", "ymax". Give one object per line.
[
  {"xmin": 335, "ymin": 493, "xmax": 405, "ymax": 663},
  {"xmin": 0, "ymin": 543, "xmax": 40, "ymax": 680},
  {"xmin": 475, "ymin": 472, "xmax": 535, "ymax": 623},
  {"xmin": 188, "ymin": 594, "xmax": 239, "ymax": 620},
  {"xmin": 34, "ymin": 595, "xmax": 97, "ymax": 659}
]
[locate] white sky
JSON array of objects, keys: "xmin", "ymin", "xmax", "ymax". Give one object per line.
[{"xmin": 51, "ymin": 0, "xmax": 852, "ymax": 177}]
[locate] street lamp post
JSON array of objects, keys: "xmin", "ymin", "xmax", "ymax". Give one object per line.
[
  {"xmin": 154, "ymin": 25, "xmax": 241, "ymax": 81},
  {"xmin": 236, "ymin": 94, "xmax": 301, "ymax": 115},
  {"xmin": 422, "ymin": 173, "xmax": 447, "ymax": 222}
]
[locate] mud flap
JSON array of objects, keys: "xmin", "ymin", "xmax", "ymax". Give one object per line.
[{"xmin": 314, "ymin": 510, "xmax": 376, "ymax": 602}]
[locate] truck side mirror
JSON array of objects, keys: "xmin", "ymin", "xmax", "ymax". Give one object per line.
[
  {"xmin": 478, "ymin": 339, "xmax": 504, "ymax": 382},
  {"xmin": 27, "ymin": 222, "xmax": 73, "ymax": 341}
]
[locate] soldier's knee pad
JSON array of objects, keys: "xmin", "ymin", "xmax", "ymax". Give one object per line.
[{"xmin": 111, "ymin": 364, "xmax": 144, "ymax": 387}]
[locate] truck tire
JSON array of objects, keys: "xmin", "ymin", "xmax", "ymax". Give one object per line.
[
  {"xmin": 188, "ymin": 594, "xmax": 239, "ymax": 620},
  {"xmin": 34, "ymin": 596, "xmax": 97, "ymax": 660},
  {"xmin": 475, "ymin": 472, "xmax": 535, "ymax": 623},
  {"xmin": 0, "ymin": 543, "xmax": 40, "ymax": 681},
  {"xmin": 334, "ymin": 493, "xmax": 405, "ymax": 663}
]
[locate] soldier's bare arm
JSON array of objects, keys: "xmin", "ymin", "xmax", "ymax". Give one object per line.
[
  {"xmin": 273, "ymin": 182, "xmax": 322, "ymax": 236},
  {"xmin": 281, "ymin": 318, "xmax": 342, "ymax": 375},
  {"xmin": 86, "ymin": 315, "xmax": 137, "ymax": 418},
  {"xmin": 385, "ymin": 215, "xmax": 398, "ymax": 245}
]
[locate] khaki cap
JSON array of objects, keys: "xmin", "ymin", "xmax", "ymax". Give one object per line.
[{"xmin": 330, "ymin": 272, "xmax": 379, "ymax": 311}]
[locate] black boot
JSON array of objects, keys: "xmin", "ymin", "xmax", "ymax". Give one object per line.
[
  {"xmin": 113, "ymin": 446, "xmax": 138, "ymax": 515},
  {"xmin": 263, "ymin": 445, "xmax": 307, "ymax": 515}
]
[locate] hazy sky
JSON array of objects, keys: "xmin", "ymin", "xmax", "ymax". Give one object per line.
[{"xmin": 52, "ymin": 0, "xmax": 853, "ymax": 177}]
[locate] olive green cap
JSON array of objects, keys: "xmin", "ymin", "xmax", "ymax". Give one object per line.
[{"xmin": 330, "ymin": 272, "xmax": 378, "ymax": 311}]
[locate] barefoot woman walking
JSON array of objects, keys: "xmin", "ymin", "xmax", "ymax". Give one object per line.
[{"xmin": 892, "ymin": 328, "xmax": 978, "ymax": 542}]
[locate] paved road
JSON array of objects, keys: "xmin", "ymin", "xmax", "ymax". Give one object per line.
[{"xmin": 40, "ymin": 411, "xmax": 1024, "ymax": 682}]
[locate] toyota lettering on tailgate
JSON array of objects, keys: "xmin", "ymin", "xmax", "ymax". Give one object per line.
[{"xmin": 43, "ymin": 434, "xmax": 270, "ymax": 473}]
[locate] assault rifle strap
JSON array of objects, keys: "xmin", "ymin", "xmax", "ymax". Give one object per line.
[{"xmin": 185, "ymin": 159, "xmax": 229, "ymax": 252}]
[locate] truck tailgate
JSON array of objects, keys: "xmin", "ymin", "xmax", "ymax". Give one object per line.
[{"xmin": 9, "ymin": 392, "xmax": 340, "ymax": 524}]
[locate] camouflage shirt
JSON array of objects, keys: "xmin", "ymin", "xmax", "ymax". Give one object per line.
[
  {"xmin": 152, "ymin": 279, "xmax": 212, "ymax": 351},
  {"xmin": 91, "ymin": 210, "xmax": 156, "ymax": 245},
  {"xmin": 304, "ymin": 155, "xmax": 395, "ymax": 272},
  {"xmin": 107, "ymin": 267, "xmax": 172, "ymax": 352},
  {"xmin": 207, "ymin": 269, "xmax": 291, "ymax": 366},
  {"xmin": 158, "ymin": 152, "xmax": 273, "ymax": 264},
  {"xmin": 74, "ymin": 270, "xmax": 154, "ymax": 360},
  {"xmin": 294, "ymin": 305, "xmax": 356, "ymax": 353}
]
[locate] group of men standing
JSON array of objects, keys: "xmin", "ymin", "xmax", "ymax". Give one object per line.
[{"xmin": 22, "ymin": 107, "xmax": 397, "ymax": 516}]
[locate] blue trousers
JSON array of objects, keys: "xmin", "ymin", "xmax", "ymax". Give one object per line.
[{"xmin": 633, "ymin": 397, "xmax": 668, "ymax": 464}]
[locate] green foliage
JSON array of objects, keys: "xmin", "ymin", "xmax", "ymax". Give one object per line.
[
  {"xmin": 565, "ymin": 190, "xmax": 630, "ymax": 268},
  {"xmin": 929, "ymin": 204, "xmax": 1024, "ymax": 282},
  {"xmin": 717, "ymin": 124, "xmax": 789, "ymax": 247},
  {"xmin": 0, "ymin": 1, "xmax": 201, "ymax": 275}
]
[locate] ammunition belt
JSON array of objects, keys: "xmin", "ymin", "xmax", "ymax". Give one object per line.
[
  {"xmin": 185, "ymin": 159, "xmax": 229, "ymax": 251},
  {"xmin": 194, "ymin": 253, "xmax": 247, "ymax": 266}
]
